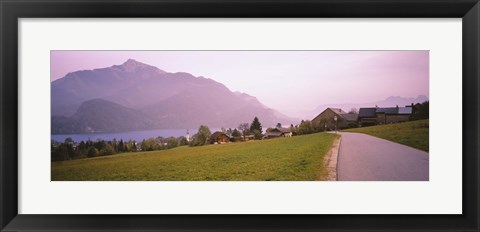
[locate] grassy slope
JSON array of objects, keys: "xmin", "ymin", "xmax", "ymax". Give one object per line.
[
  {"xmin": 52, "ymin": 132, "xmax": 338, "ymax": 181},
  {"xmin": 343, "ymin": 119, "xmax": 429, "ymax": 152}
]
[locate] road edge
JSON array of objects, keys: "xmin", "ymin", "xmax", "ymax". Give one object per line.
[{"xmin": 324, "ymin": 135, "xmax": 341, "ymax": 181}]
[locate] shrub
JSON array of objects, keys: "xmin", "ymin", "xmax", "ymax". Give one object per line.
[
  {"xmin": 101, "ymin": 144, "xmax": 115, "ymax": 156},
  {"xmin": 190, "ymin": 125, "xmax": 211, "ymax": 146},
  {"xmin": 87, "ymin": 147, "xmax": 99, "ymax": 158}
]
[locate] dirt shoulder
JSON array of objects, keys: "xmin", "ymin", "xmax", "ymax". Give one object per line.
[{"xmin": 323, "ymin": 136, "xmax": 341, "ymax": 181}]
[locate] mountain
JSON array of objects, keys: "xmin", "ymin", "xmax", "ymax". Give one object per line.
[
  {"xmin": 51, "ymin": 99, "xmax": 158, "ymax": 134},
  {"xmin": 143, "ymin": 84, "xmax": 291, "ymax": 129},
  {"xmin": 51, "ymin": 59, "xmax": 209, "ymax": 116},
  {"xmin": 310, "ymin": 95, "xmax": 429, "ymax": 119},
  {"xmin": 51, "ymin": 59, "xmax": 297, "ymax": 133}
]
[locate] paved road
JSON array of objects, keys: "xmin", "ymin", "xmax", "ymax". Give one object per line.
[{"xmin": 337, "ymin": 132, "xmax": 429, "ymax": 181}]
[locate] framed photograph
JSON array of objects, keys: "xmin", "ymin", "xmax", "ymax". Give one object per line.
[{"xmin": 1, "ymin": 0, "xmax": 479, "ymax": 231}]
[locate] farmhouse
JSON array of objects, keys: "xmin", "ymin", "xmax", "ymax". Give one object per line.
[
  {"xmin": 312, "ymin": 108, "xmax": 358, "ymax": 130},
  {"xmin": 210, "ymin": 131, "xmax": 230, "ymax": 144},
  {"xmin": 265, "ymin": 127, "xmax": 293, "ymax": 139},
  {"xmin": 358, "ymin": 105, "xmax": 413, "ymax": 126},
  {"xmin": 357, "ymin": 108, "xmax": 378, "ymax": 127},
  {"xmin": 231, "ymin": 134, "xmax": 255, "ymax": 142}
]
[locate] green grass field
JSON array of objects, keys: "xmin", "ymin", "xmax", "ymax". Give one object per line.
[
  {"xmin": 343, "ymin": 119, "xmax": 429, "ymax": 152},
  {"xmin": 52, "ymin": 132, "xmax": 338, "ymax": 181}
]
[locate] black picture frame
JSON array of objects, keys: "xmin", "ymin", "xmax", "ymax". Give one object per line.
[{"xmin": 1, "ymin": 0, "xmax": 479, "ymax": 231}]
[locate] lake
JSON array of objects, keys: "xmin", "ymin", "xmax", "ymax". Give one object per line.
[{"xmin": 51, "ymin": 128, "xmax": 201, "ymax": 143}]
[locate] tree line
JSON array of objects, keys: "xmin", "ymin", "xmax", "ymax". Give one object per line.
[
  {"xmin": 51, "ymin": 115, "xmax": 265, "ymax": 161},
  {"xmin": 51, "ymin": 136, "xmax": 188, "ymax": 162}
]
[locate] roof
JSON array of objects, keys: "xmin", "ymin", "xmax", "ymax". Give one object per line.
[
  {"xmin": 265, "ymin": 131, "xmax": 284, "ymax": 137},
  {"xmin": 312, "ymin": 108, "xmax": 358, "ymax": 122},
  {"xmin": 376, "ymin": 107, "xmax": 398, "ymax": 114},
  {"xmin": 398, "ymin": 107, "xmax": 413, "ymax": 114},
  {"xmin": 210, "ymin": 131, "xmax": 229, "ymax": 140},
  {"xmin": 270, "ymin": 127, "xmax": 291, "ymax": 133},
  {"xmin": 359, "ymin": 106, "xmax": 413, "ymax": 117},
  {"xmin": 329, "ymin": 108, "xmax": 346, "ymax": 115},
  {"xmin": 340, "ymin": 113, "xmax": 358, "ymax": 121},
  {"xmin": 358, "ymin": 108, "xmax": 377, "ymax": 118}
]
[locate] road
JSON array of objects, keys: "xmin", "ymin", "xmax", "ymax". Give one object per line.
[{"xmin": 337, "ymin": 132, "xmax": 429, "ymax": 181}]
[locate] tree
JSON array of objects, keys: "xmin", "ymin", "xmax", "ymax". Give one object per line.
[
  {"xmin": 312, "ymin": 119, "xmax": 326, "ymax": 132},
  {"xmin": 238, "ymin": 123, "xmax": 250, "ymax": 139},
  {"xmin": 154, "ymin": 137, "xmax": 165, "ymax": 150},
  {"xmin": 94, "ymin": 140, "xmax": 107, "ymax": 151},
  {"xmin": 112, "ymin": 138, "xmax": 118, "ymax": 152},
  {"xmin": 87, "ymin": 147, "xmax": 99, "ymax": 158},
  {"xmin": 118, "ymin": 139, "xmax": 125, "ymax": 153},
  {"xmin": 250, "ymin": 116, "xmax": 263, "ymax": 134},
  {"xmin": 179, "ymin": 136, "xmax": 189, "ymax": 146},
  {"xmin": 76, "ymin": 141, "xmax": 88, "ymax": 158},
  {"xmin": 78, "ymin": 141, "xmax": 86, "ymax": 150},
  {"xmin": 166, "ymin": 137, "xmax": 179, "ymax": 149},
  {"xmin": 252, "ymin": 129, "xmax": 263, "ymax": 140},
  {"xmin": 129, "ymin": 140, "xmax": 137, "ymax": 152},
  {"xmin": 348, "ymin": 108, "xmax": 358, "ymax": 114},
  {"xmin": 65, "ymin": 143, "xmax": 74, "ymax": 158},
  {"xmin": 231, "ymin": 128, "xmax": 241, "ymax": 137},
  {"xmin": 101, "ymin": 144, "xmax": 115, "ymax": 156},
  {"xmin": 298, "ymin": 120, "xmax": 314, "ymax": 135},
  {"xmin": 141, "ymin": 138, "xmax": 157, "ymax": 151},
  {"xmin": 191, "ymin": 125, "xmax": 211, "ymax": 146},
  {"xmin": 290, "ymin": 124, "xmax": 297, "ymax": 135},
  {"xmin": 140, "ymin": 139, "xmax": 150, "ymax": 151},
  {"xmin": 276, "ymin": 123, "xmax": 282, "ymax": 128},
  {"xmin": 56, "ymin": 144, "xmax": 71, "ymax": 161},
  {"xmin": 411, "ymin": 101, "xmax": 429, "ymax": 120}
]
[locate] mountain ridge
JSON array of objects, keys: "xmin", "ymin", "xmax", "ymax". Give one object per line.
[
  {"xmin": 52, "ymin": 98, "xmax": 158, "ymax": 134},
  {"xmin": 51, "ymin": 59, "xmax": 298, "ymax": 134}
]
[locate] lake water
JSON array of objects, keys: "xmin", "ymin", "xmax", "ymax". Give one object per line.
[{"xmin": 51, "ymin": 128, "xmax": 200, "ymax": 143}]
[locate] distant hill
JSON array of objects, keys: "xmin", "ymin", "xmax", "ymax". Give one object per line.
[
  {"xmin": 51, "ymin": 59, "xmax": 298, "ymax": 134},
  {"xmin": 51, "ymin": 99, "xmax": 158, "ymax": 134},
  {"xmin": 310, "ymin": 95, "xmax": 429, "ymax": 119}
]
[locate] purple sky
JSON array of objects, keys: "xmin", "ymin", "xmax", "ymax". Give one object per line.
[{"xmin": 51, "ymin": 51, "xmax": 429, "ymax": 118}]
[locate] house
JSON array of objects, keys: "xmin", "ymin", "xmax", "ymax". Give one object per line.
[
  {"xmin": 358, "ymin": 105, "xmax": 413, "ymax": 127},
  {"xmin": 358, "ymin": 107, "xmax": 378, "ymax": 127},
  {"xmin": 311, "ymin": 108, "xmax": 358, "ymax": 130},
  {"xmin": 210, "ymin": 131, "xmax": 230, "ymax": 144},
  {"xmin": 265, "ymin": 127, "xmax": 293, "ymax": 139},
  {"xmin": 231, "ymin": 134, "xmax": 255, "ymax": 142},
  {"xmin": 376, "ymin": 106, "xmax": 412, "ymax": 124}
]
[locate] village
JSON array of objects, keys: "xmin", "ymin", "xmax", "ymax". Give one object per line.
[
  {"xmin": 51, "ymin": 101, "xmax": 428, "ymax": 161},
  {"xmin": 208, "ymin": 102, "xmax": 426, "ymax": 144}
]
